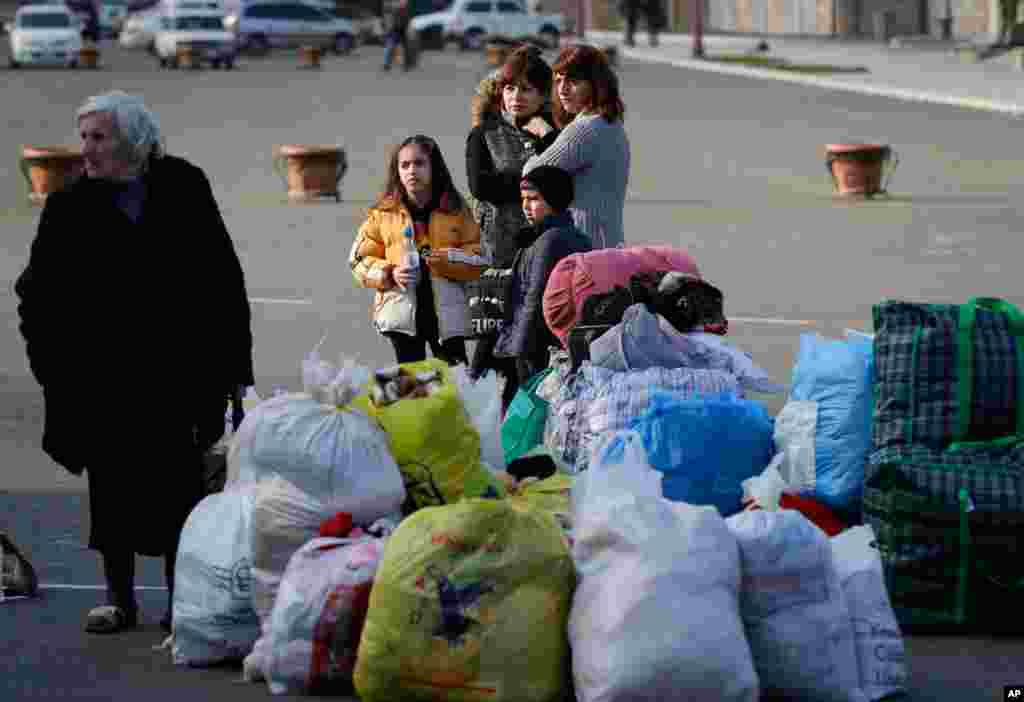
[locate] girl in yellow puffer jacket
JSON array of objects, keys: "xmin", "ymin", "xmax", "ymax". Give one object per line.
[{"xmin": 350, "ymin": 134, "xmax": 486, "ymax": 366}]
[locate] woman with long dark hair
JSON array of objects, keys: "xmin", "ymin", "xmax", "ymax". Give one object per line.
[
  {"xmin": 349, "ymin": 135, "xmax": 485, "ymax": 365},
  {"xmin": 524, "ymin": 44, "xmax": 630, "ymax": 250},
  {"xmin": 465, "ymin": 45, "xmax": 558, "ymax": 396}
]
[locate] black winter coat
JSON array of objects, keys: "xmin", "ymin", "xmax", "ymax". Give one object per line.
[
  {"xmin": 493, "ymin": 211, "xmax": 592, "ymax": 378},
  {"xmin": 14, "ymin": 155, "xmax": 254, "ymax": 555}
]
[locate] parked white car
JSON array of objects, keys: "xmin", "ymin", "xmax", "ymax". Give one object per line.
[
  {"xmin": 225, "ymin": 1, "xmax": 356, "ymax": 54},
  {"xmin": 8, "ymin": 4, "xmax": 83, "ymax": 68},
  {"xmin": 155, "ymin": 9, "xmax": 237, "ymax": 67},
  {"xmin": 410, "ymin": 0, "xmax": 562, "ymax": 50},
  {"xmin": 120, "ymin": 0, "xmax": 222, "ymax": 50}
]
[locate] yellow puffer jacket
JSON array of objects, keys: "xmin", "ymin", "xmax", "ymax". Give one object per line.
[{"xmin": 349, "ymin": 194, "xmax": 485, "ymax": 341}]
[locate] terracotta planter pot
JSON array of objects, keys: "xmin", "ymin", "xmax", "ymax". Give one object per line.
[
  {"xmin": 824, "ymin": 143, "xmax": 897, "ymax": 198},
  {"xmin": 18, "ymin": 145, "xmax": 84, "ymax": 204},
  {"xmin": 176, "ymin": 45, "xmax": 198, "ymax": 69},
  {"xmin": 300, "ymin": 45, "xmax": 323, "ymax": 69},
  {"xmin": 78, "ymin": 45, "xmax": 100, "ymax": 69},
  {"xmin": 273, "ymin": 145, "xmax": 347, "ymax": 202},
  {"xmin": 486, "ymin": 43, "xmax": 511, "ymax": 67}
]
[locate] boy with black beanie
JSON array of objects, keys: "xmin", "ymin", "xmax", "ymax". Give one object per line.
[{"xmin": 493, "ymin": 166, "xmax": 592, "ymax": 409}]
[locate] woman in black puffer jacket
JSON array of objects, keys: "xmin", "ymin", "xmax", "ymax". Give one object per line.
[{"xmin": 465, "ymin": 45, "xmax": 558, "ymax": 405}]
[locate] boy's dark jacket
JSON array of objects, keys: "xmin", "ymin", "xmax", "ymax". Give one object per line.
[{"xmin": 494, "ymin": 211, "xmax": 592, "ymax": 367}]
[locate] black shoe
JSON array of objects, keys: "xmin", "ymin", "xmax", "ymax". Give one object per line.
[{"xmin": 85, "ymin": 605, "xmax": 139, "ymax": 634}]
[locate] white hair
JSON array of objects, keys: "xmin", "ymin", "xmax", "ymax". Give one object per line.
[{"xmin": 76, "ymin": 91, "xmax": 165, "ymax": 166}]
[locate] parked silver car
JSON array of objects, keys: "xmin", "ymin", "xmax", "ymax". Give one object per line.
[{"xmin": 225, "ymin": 1, "xmax": 356, "ymax": 54}]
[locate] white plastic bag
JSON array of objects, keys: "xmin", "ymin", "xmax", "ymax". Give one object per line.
[
  {"xmin": 263, "ymin": 535, "xmax": 388, "ymax": 695},
  {"xmin": 225, "ymin": 341, "xmax": 405, "ymax": 523},
  {"xmin": 570, "ymin": 430, "xmax": 759, "ymax": 702},
  {"xmin": 773, "ymin": 399, "xmax": 818, "ymax": 493},
  {"xmin": 740, "ymin": 453, "xmax": 796, "ymax": 511},
  {"xmin": 173, "ymin": 484, "xmax": 261, "ymax": 666},
  {"xmin": 831, "ymin": 526, "xmax": 907, "ymax": 701},
  {"xmin": 726, "ymin": 510, "xmax": 864, "ymax": 702},
  {"xmin": 451, "ymin": 365, "xmax": 506, "ymax": 472}
]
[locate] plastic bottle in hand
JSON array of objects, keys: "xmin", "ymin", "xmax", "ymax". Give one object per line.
[{"xmin": 401, "ymin": 226, "xmax": 420, "ymax": 292}]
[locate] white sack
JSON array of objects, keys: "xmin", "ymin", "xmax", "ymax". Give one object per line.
[
  {"xmin": 570, "ymin": 431, "xmax": 759, "ymax": 702},
  {"xmin": 831, "ymin": 526, "xmax": 908, "ymax": 701},
  {"xmin": 226, "ymin": 392, "xmax": 405, "ymax": 524},
  {"xmin": 264, "ymin": 535, "xmax": 387, "ymax": 695},
  {"xmin": 173, "ymin": 484, "xmax": 261, "ymax": 666},
  {"xmin": 451, "ymin": 365, "xmax": 506, "ymax": 472},
  {"xmin": 726, "ymin": 510, "xmax": 865, "ymax": 702}
]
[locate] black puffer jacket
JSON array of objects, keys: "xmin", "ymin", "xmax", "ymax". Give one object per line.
[
  {"xmin": 466, "ymin": 110, "xmax": 557, "ymax": 268},
  {"xmin": 493, "ymin": 211, "xmax": 592, "ymax": 378}
]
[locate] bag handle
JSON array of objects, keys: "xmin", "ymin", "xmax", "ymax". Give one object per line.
[{"xmin": 950, "ymin": 297, "xmax": 1024, "ymax": 446}]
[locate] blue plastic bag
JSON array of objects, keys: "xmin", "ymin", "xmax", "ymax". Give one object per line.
[
  {"xmin": 631, "ymin": 392, "xmax": 774, "ymax": 516},
  {"xmin": 785, "ymin": 332, "xmax": 873, "ymax": 516}
]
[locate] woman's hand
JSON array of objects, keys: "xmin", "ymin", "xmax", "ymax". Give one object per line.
[
  {"xmin": 523, "ymin": 115, "xmax": 553, "ymax": 138},
  {"xmin": 392, "ymin": 262, "xmax": 418, "ymax": 290}
]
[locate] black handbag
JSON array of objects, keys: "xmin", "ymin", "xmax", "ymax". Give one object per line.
[{"xmin": 467, "ymin": 268, "xmax": 513, "ymax": 339}]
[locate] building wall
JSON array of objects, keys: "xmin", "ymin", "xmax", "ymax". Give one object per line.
[{"xmin": 585, "ymin": 0, "xmax": 993, "ymax": 38}]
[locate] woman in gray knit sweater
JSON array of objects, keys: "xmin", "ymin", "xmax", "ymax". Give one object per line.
[{"xmin": 523, "ymin": 44, "xmax": 630, "ymax": 250}]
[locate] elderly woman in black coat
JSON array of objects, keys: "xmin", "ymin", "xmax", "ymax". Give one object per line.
[{"xmin": 14, "ymin": 90, "xmax": 255, "ymax": 634}]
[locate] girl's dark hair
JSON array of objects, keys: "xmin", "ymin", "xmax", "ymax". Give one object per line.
[
  {"xmin": 551, "ymin": 44, "xmax": 625, "ymax": 128},
  {"xmin": 373, "ymin": 134, "xmax": 466, "ymax": 212},
  {"xmin": 497, "ymin": 45, "xmax": 553, "ymax": 109}
]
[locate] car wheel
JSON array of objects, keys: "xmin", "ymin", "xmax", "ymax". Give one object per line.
[
  {"xmin": 159, "ymin": 57, "xmax": 167, "ymax": 68},
  {"xmin": 10, "ymin": 59, "xmax": 19, "ymax": 69},
  {"xmin": 211, "ymin": 59, "xmax": 221, "ymax": 68},
  {"xmin": 224, "ymin": 58, "xmax": 235, "ymax": 70},
  {"xmin": 539, "ymin": 27, "xmax": 559, "ymax": 49},
  {"xmin": 461, "ymin": 28, "xmax": 484, "ymax": 51},
  {"xmin": 333, "ymin": 33, "xmax": 353, "ymax": 55},
  {"xmin": 69, "ymin": 59, "xmax": 78, "ymax": 69},
  {"xmin": 247, "ymin": 33, "xmax": 270, "ymax": 54}
]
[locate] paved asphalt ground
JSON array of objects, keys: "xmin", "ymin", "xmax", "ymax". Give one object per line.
[{"xmin": 1, "ymin": 37, "xmax": 1022, "ymax": 700}]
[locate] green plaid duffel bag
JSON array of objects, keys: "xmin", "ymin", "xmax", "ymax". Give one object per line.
[
  {"xmin": 864, "ymin": 455, "xmax": 1024, "ymax": 633},
  {"xmin": 873, "ymin": 298, "xmax": 1024, "ymax": 452},
  {"xmin": 866, "ymin": 297, "xmax": 1024, "ymax": 632}
]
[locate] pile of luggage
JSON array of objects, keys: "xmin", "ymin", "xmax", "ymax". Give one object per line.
[{"xmin": 163, "ymin": 241, "xmax": 1024, "ymax": 699}]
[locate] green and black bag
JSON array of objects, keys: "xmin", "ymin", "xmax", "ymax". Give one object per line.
[{"xmin": 865, "ymin": 297, "xmax": 1024, "ymax": 632}]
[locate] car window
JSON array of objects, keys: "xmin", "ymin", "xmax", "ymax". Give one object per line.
[
  {"xmin": 174, "ymin": 15, "xmax": 225, "ymax": 29},
  {"xmin": 18, "ymin": 13, "xmax": 73, "ymax": 28},
  {"xmin": 293, "ymin": 5, "xmax": 327, "ymax": 21},
  {"xmin": 465, "ymin": 1, "xmax": 491, "ymax": 12},
  {"xmin": 496, "ymin": 1, "xmax": 523, "ymax": 12},
  {"xmin": 244, "ymin": 4, "xmax": 272, "ymax": 18}
]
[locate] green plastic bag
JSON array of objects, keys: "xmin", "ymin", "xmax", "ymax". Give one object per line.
[
  {"xmin": 353, "ymin": 498, "xmax": 575, "ymax": 702},
  {"xmin": 349, "ymin": 359, "xmax": 506, "ymax": 512},
  {"xmin": 501, "ymin": 369, "xmax": 553, "ymax": 465}
]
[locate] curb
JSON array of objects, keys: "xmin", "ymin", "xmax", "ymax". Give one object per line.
[{"xmin": 583, "ymin": 32, "xmax": 1024, "ymax": 116}]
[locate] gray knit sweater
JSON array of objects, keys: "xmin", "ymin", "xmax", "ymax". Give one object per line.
[{"xmin": 523, "ymin": 112, "xmax": 630, "ymax": 249}]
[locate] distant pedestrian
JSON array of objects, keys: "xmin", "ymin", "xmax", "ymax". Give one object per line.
[
  {"xmin": 14, "ymin": 90, "xmax": 255, "ymax": 635},
  {"xmin": 350, "ymin": 135, "xmax": 486, "ymax": 366},
  {"xmin": 382, "ymin": 0, "xmax": 415, "ymax": 71},
  {"xmin": 620, "ymin": 0, "xmax": 665, "ymax": 47},
  {"xmin": 524, "ymin": 44, "xmax": 630, "ymax": 250},
  {"xmin": 493, "ymin": 165, "xmax": 592, "ymax": 399},
  {"xmin": 999, "ymin": 0, "xmax": 1020, "ymax": 45},
  {"xmin": 465, "ymin": 45, "xmax": 558, "ymax": 397}
]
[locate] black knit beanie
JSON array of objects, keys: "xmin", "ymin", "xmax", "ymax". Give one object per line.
[{"xmin": 520, "ymin": 165, "xmax": 574, "ymax": 212}]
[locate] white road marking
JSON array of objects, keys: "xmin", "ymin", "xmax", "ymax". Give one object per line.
[
  {"xmin": 249, "ymin": 297, "xmax": 313, "ymax": 305},
  {"xmin": 730, "ymin": 316, "xmax": 817, "ymax": 326},
  {"xmin": 38, "ymin": 584, "xmax": 168, "ymax": 591}
]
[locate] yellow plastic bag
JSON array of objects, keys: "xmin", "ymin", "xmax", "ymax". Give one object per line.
[
  {"xmin": 354, "ymin": 499, "xmax": 575, "ymax": 702},
  {"xmin": 349, "ymin": 359, "xmax": 506, "ymax": 511}
]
